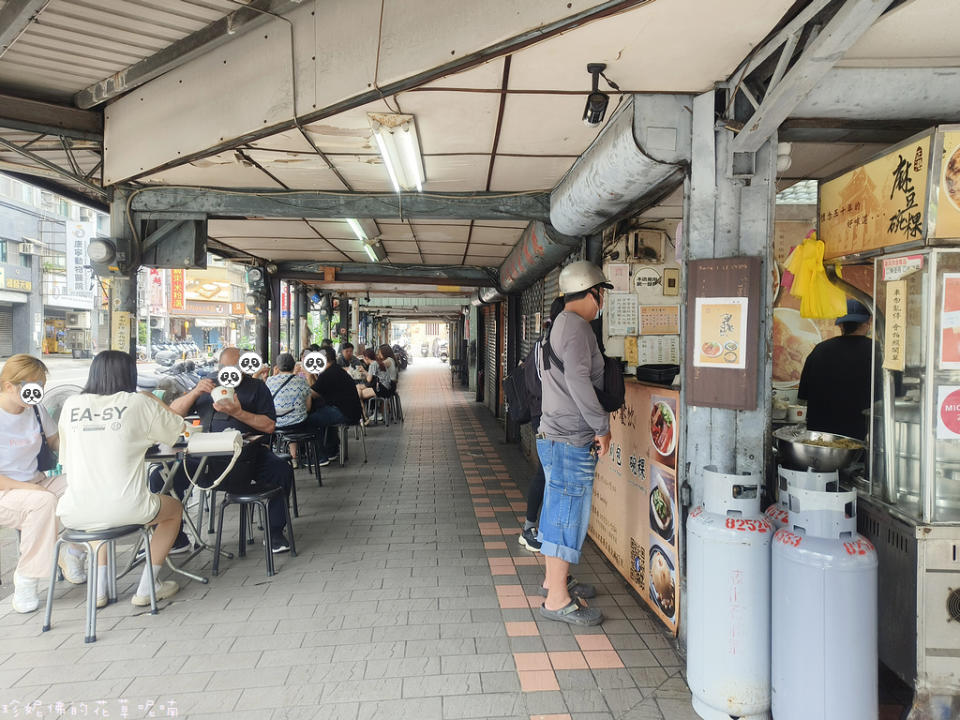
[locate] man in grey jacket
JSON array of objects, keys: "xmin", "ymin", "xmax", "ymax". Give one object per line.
[{"xmin": 537, "ymin": 261, "xmax": 613, "ymax": 626}]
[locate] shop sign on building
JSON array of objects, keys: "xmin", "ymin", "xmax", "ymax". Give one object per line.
[
  {"xmin": 589, "ymin": 381, "xmax": 681, "ymax": 634},
  {"xmin": 170, "ymin": 269, "xmax": 185, "ymax": 309},
  {"xmin": 66, "ymin": 220, "xmax": 95, "ymax": 298},
  {"xmin": 0, "ymin": 263, "xmax": 32, "ymax": 292},
  {"xmin": 820, "ymin": 134, "xmax": 932, "ymax": 259}
]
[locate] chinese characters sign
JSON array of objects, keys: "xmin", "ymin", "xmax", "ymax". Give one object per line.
[
  {"xmin": 66, "ymin": 220, "xmax": 95, "ymax": 298},
  {"xmin": 883, "ymin": 280, "xmax": 906, "ymax": 372},
  {"xmin": 589, "ymin": 381, "xmax": 680, "ymax": 634},
  {"xmin": 693, "ymin": 297, "xmax": 748, "ymax": 369},
  {"xmin": 819, "ymin": 136, "xmax": 932, "ymax": 259},
  {"xmin": 606, "ymin": 292, "xmax": 639, "ymax": 336},
  {"xmin": 639, "ymin": 305, "xmax": 680, "ymax": 335},
  {"xmin": 170, "ymin": 269, "xmax": 185, "ymax": 310}
]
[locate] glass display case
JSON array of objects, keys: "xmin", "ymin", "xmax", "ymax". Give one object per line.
[{"xmin": 867, "ymin": 248, "xmax": 960, "ymax": 524}]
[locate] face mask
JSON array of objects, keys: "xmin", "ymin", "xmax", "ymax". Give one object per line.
[{"xmin": 591, "ymin": 291, "xmax": 603, "ymax": 321}]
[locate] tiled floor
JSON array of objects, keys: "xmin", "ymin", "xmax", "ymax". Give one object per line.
[{"xmin": 0, "ymin": 361, "xmax": 697, "ymax": 719}]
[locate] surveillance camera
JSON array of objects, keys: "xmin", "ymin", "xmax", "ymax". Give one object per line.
[{"xmin": 583, "ymin": 91, "xmax": 609, "ymax": 127}]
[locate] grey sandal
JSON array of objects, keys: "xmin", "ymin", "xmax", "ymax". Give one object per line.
[
  {"xmin": 539, "ymin": 598, "xmax": 604, "ymax": 626},
  {"xmin": 538, "ymin": 575, "xmax": 596, "ymax": 599}
]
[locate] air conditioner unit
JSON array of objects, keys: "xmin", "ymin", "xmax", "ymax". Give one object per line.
[
  {"xmin": 79, "ymin": 207, "xmax": 93, "ymax": 221},
  {"xmin": 149, "ymin": 317, "xmax": 164, "ymax": 329},
  {"xmin": 18, "ymin": 241, "xmax": 41, "ymax": 255},
  {"xmin": 65, "ymin": 312, "xmax": 90, "ymax": 329}
]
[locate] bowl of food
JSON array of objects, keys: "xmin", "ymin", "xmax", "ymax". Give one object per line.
[
  {"xmin": 649, "ymin": 545, "xmax": 676, "ymax": 618},
  {"xmin": 773, "ymin": 425, "xmax": 866, "ymax": 472},
  {"xmin": 650, "ymin": 401, "xmax": 677, "ymax": 456},
  {"xmin": 649, "ymin": 476, "xmax": 674, "ymax": 542},
  {"xmin": 701, "ymin": 341, "xmax": 722, "ymax": 358}
]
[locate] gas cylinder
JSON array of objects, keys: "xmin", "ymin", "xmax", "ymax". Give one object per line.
[
  {"xmin": 771, "ymin": 486, "xmax": 878, "ymax": 720},
  {"xmin": 687, "ymin": 466, "xmax": 772, "ymax": 720},
  {"xmin": 763, "ymin": 466, "xmax": 838, "ymax": 529}
]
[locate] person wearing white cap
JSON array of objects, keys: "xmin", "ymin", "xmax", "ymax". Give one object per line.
[
  {"xmin": 798, "ymin": 298, "xmax": 873, "ymax": 440},
  {"xmin": 536, "ymin": 260, "xmax": 613, "ymax": 626}
]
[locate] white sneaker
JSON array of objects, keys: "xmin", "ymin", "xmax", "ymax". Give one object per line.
[
  {"xmin": 58, "ymin": 551, "xmax": 87, "ymax": 584},
  {"xmin": 12, "ymin": 572, "xmax": 40, "ymax": 614},
  {"xmin": 131, "ymin": 580, "xmax": 179, "ymax": 607}
]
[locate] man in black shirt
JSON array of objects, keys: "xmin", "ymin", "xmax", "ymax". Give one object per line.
[
  {"xmin": 798, "ymin": 299, "xmax": 873, "ymax": 440},
  {"xmin": 165, "ymin": 347, "xmax": 295, "ymax": 553},
  {"xmin": 308, "ymin": 347, "xmax": 364, "ymax": 460},
  {"xmin": 337, "ymin": 342, "xmax": 363, "ymax": 369}
]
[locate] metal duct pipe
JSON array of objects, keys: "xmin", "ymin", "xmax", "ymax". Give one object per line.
[
  {"xmin": 498, "ymin": 220, "xmax": 581, "ymax": 294},
  {"xmin": 471, "ymin": 287, "xmax": 503, "ymax": 306},
  {"xmin": 550, "ymin": 94, "xmax": 692, "ymax": 236}
]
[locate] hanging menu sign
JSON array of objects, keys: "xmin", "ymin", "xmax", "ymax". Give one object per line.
[
  {"xmin": 884, "ymin": 280, "xmax": 907, "ymax": 371},
  {"xmin": 686, "ymin": 257, "xmax": 761, "ymax": 410},
  {"xmin": 589, "ymin": 381, "xmax": 681, "ymax": 634}
]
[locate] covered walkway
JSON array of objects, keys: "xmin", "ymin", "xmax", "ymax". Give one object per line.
[{"xmin": 0, "ymin": 362, "xmax": 691, "ymax": 720}]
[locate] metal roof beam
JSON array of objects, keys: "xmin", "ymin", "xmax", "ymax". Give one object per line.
[
  {"xmin": 0, "ymin": 93, "xmax": 102, "ymax": 140},
  {"xmin": 731, "ymin": 0, "xmax": 896, "ymax": 154},
  {"xmin": 0, "ymin": 0, "xmax": 50, "ymax": 58},
  {"xmin": 279, "ymin": 262, "xmax": 497, "ymax": 288},
  {"xmin": 75, "ymin": 0, "xmax": 307, "ymax": 109},
  {"xmin": 130, "ymin": 188, "xmax": 550, "ymax": 223},
  {"xmin": 0, "ymin": 136, "xmax": 106, "ymax": 197}
]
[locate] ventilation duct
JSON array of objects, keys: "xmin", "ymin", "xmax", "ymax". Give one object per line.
[{"xmin": 550, "ymin": 94, "xmax": 692, "ymax": 237}]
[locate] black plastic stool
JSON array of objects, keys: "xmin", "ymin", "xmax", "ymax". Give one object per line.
[
  {"xmin": 276, "ymin": 431, "xmax": 323, "ymax": 486},
  {"xmin": 43, "ymin": 524, "xmax": 159, "ymax": 643},
  {"xmin": 212, "ymin": 486, "xmax": 296, "ymax": 577}
]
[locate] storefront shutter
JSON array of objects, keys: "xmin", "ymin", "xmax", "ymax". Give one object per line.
[
  {"xmin": 483, "ymin": 304, "xmax": 498, "ymax": 416},
  {"xmin": 0, "ymin": 307, "xmax": 12, "ymax": 357}
]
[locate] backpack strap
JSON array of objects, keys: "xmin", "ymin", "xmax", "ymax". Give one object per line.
[{"xmin": 543, "ymin": 328, "xmax": 564, "ymax": 373}]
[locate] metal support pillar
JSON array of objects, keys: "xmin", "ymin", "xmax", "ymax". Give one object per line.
[
  {"xmin": 682, "ymin": 90, "xmax": 776, "ymax": 497},
  {"xmin": 108, "ymin": 188, "xmax": 138, "ymax": 357},
  {"xmin": 292, "ymin": 286, "xmax": 302, "ymax": 354},
  {"xmin": 350, "ymin": 298, "xmax": 359, "ymax": 346},
  {"xmin": 255, "ymin": 304, "xmax": 269, "ymax": 361},
  {"xmin": 268, "ymin": 274, "xmax": 281, "ymax": 364}
]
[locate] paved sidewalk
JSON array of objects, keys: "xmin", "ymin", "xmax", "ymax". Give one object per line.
[{"xmin": 0, "ymin": 363, "xmax": 694, "ymax": 720}]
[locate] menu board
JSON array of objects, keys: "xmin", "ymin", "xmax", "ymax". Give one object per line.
[
  {"xmin": 589, "ymin": 381, "xmax": 680, "ymax": 634},
  {"xmin": 606, "ymin": 292, "xmax": 639, "ymax": 336},
  {"xmin": 820, "ymin": 134, "xmax": 933, "ymax": 259},
  {"xmin": 639, "ymin": 305, "xmax": 680, "ymax": 335},
  {"xmin": 933, "ymin": 130, "xmax": 960, "ymax": 239}
]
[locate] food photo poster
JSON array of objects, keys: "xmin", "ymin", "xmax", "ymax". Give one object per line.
[
  {"xmin": 589, "ymin": 382, "xmax": 681, "ymax": 633},
  {"xmin": 693, "ymin": 297, "xmax": 748, "ymax": 369}
]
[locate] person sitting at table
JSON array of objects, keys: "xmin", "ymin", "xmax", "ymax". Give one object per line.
[
  {"xmin": 0, "ymin": 354, "xmax": 88, "ymax": 613},
  {"xmin": 308, "ymin": 347, "xmax": 364, "ymax": 460},
  {"xmin": 162, "ymin": 347, "xmax": 296, "ymax": 554},
  {"xmin": 337, "ymin": 342, "xmax": 363, "ymax": 370},
  {"xmin": 265, "ymin": 353, "xmax": 314, "ymax": 468},
  {"xmin": 358, "ymin": 346, "xmax": 398, "ymax": 421},
  {"xmin": 57, "ymin": 351, "xmax": 185, "ymax": 607}
]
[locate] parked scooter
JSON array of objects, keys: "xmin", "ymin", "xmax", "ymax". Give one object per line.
[
  {"xmin": 137, "ymin": 360, "xmax": 203, "ymax": 402},
  {"xmin": 392, "ymin": 344, "xmax": 409, "ymax": 371}
]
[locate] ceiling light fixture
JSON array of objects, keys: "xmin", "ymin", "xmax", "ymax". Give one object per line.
[
  {"xmin": 346, "ymin": 218, "xmax": 367, "ymax": 242},
  {"xmin": 364, "ymin": 240, "xmax": 387, "ymax": 263},
  {"xmin": 583, "ymin": 63, "xmax": 610, "ymax": 127},
  {"xmin": 368, "ymin": 113, "xmax": 425, "ymax": 192}
]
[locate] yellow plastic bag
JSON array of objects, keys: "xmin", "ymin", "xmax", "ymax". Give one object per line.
[{"xmin": 785, "ymin": 231, "xmax": 847, "ymax": 319}]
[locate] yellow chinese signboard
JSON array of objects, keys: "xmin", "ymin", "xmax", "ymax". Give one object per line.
[
  {"xmin": 883, "ymin": 280, "xmax": 907, "ymax": 372},
  {"xmin": 820, "ymin": 134, "xmax": 932, "ymax": 259}
]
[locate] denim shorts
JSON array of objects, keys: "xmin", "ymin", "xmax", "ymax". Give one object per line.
[{"xmin": 536, "ymin": 438, "xmax": 597, "ymax": 564}]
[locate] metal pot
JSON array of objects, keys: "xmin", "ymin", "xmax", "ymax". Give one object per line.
[{"xmin": 773, "ymin": 426, "xmax": 866, "ymax": 472}]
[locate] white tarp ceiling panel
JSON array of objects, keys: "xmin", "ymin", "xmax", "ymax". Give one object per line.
[
  {"xmin": 839, "ymin": 0, "xmax": 960, "ymax": 68},
  {"xmin": 489, "ymin": 155, "xmax": 574, "ymax": 191}
]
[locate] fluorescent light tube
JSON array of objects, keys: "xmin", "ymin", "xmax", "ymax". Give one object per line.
[
  {"xmin": 346, "ymin": 218, "xmax": 367, "ymax": 242},
  {"xmin": 372, "ymin": 130, "xmax": 401, "ymax": 193},
  {"xmin": 398, "ymin": 124, "xmax": 423, "ymax": 192},
  {"xmin": 364, "ymin": 243, "xmax": 378, "ymax": 262}
]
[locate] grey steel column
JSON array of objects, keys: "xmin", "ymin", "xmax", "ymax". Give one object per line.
[
  {"xmin": 269, "ymin": 273, "xmax": 281, "ymax": 364},
  {"xmin": 108, "ymin": 187, "xmax": 138, "ymax": 358}
]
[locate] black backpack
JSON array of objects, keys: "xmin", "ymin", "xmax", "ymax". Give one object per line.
[
  {"xmin": 503, "ymin": 343, "xmax": 542, "ymax": 424},
  {"xmin": 543, "ymin": 327, "xmax": 625, "ymax": 413}
]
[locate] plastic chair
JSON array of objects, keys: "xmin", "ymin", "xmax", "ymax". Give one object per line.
[
  {"xmin": 324, "ymin": 423, "xmax": 368, "ymax": 466},
  {"xmin": 43, "ymin": 525, "xmax": 159, "ymax": 643},
  {"xmin": 212, "ymin": 486, "xmax": 296, "ymax": 577},
  {"xmin": 275, "ymin": 430, "xmax": 323, "ymax": 487}
]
